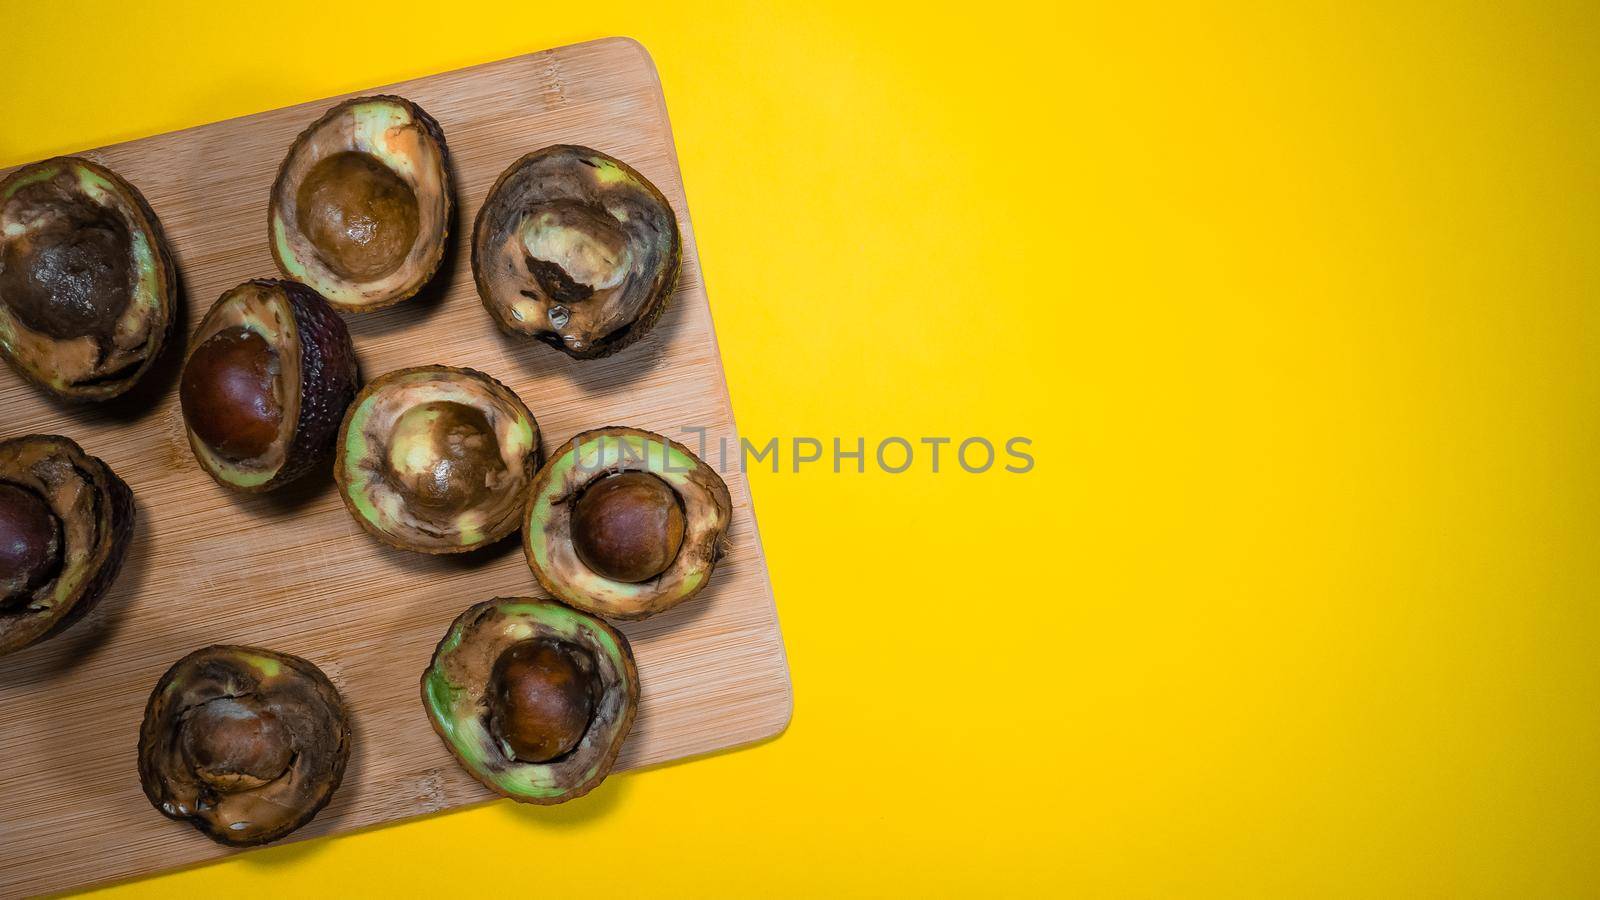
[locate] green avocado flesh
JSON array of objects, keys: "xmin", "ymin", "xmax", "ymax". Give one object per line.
[
  {"xmin": 422, "ymin": 598, "xmax": 637, "ymax": 803},
  {"xmin": 524, "ymin": 428, "xmax": 732, "ymax": 620}
]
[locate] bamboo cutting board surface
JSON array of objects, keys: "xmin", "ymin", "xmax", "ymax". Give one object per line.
[{"xmin": 0, "ymin": 38, "xmax": 791, "ymax": 898}]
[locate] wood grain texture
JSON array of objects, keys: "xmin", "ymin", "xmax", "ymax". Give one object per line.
[{"xmin": 0, "ymin": 38, "xmax": 791, "ymax": 899}]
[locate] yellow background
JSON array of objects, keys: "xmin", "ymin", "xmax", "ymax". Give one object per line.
[{"xmin": 3, "ymin": 0, "xmax": 1597, "ymax": 895}]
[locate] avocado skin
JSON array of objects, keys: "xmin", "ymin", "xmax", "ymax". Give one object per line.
[
  {"xmin": 0, "ymin": 435, "xmax": 136, "ymax": 657},
  {"xmin": 270, "ymin": 280, "xmax": 358, "ymax": 490}
]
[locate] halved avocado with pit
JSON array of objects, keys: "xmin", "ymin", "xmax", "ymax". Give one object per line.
[
  {"xmin": 180, "ymin": 279, "xmax": 358, "ymax": 492},
  {"xmin": 0, "ymin": 157, "xmax": 175, "ymax": 400},
  {"xmin": 0, "ymin": 434, "xmax": 134, "ymax": 657},
  {"xmin": 422, "ymin": 597, "xmax": 638, "ymax": 804},
  {"xmin": 472, "ymin": 146, "xmax": 680, "ymax": 359},
  {"xmin": 335, "ymin": 365, "xmax": 540, "ymax": 553},
  {"xmin": 524, "ymin": 427, "xmax": 731, "ymax": 620},
  {"xmin": 270, "ymin": 96, "xmax": 452, "ymax": 312},
  {"xmin": 137, "ymin": 645, "xmax": 350, "ymax": 846}
]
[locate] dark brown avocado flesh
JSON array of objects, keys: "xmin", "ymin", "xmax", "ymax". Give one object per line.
[
  {"xmin": 138, "ymin": 645, "xmax": 349, "ymax": 846},
  {"xmin": 471, "ymin": 146, "xmax": 681, "ymax": 359},
  {"xmin": 524, "ymin": 428, "xmax": 730, "ymax": 621},
  {"xmin": 0, "ymin": 435, "xmax": 133, "ymax": 657},
  {"xmin": 334, "ymin": 366, "xmax": 540, "ymax": 554},
  {"xmin": 270, "ymin": 96, "xmax": 451, "ymax": 312},
  {"xmin": 422, "ymin": 598, "xmax": 637, "ymax": 804},
  {"xmin": 0, "ymin": 157, "xmax": 174, "ymax": 400},
  {"xmin": 179, "ymin": 279, "xmax": 357, "ymax": 492}
]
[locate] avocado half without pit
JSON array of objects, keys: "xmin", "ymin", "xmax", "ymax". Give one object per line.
[
  {"xmin": 472, "ymin": 146, "xmax": 681, "ymax": 359},
  {"xmin": 525, "ymin": 427, "xmax": 731, "ymax": 620},
  {"xmin": 270, "ymin": 96, "xmax": 451, "ymax": 312},
  {"xmin": 423, "ymin": 597, "xmax": 638, "ymax": 804},
  {"xmin": 336, "ymin": 366, "xmax": 540, "ymax": 553},
  {"xmin": 0, "ymin": 435, "xmax": 134, "ymax": 657},
  {"xmin": 180, "ymin": 279, "xmax": 358, "ymax": 492},
  {"xmin": 138, "ymin": 646, "xmax": 349, "ymax": 845},
  {"xmin": 0, "ymin": 157, "xmax": 175, "ymax": 399}
]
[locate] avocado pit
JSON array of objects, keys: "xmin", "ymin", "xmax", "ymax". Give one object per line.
[
  {"xmin": 296, "ymin": 151, "xmax": 421, "ymax": 282},
  {"xmin": 571, "ymin": 472, "xmax": 685, "ymax": 583},
  {"xmin": 384, "ymin": 400, "xmax": 505, "ymax": 515},
  {"xmin": 488, "ymin": 638, "xmax": 598, "ymax": 764},
  {"xmin": 0, "ymin": 482, "xmax": 62, "ymax": 608},
  {"xmin": 180, "ymin": 327, "xmax": 284, "ymax": 462},
  {"xmin": 180, "ymin": 697, "xmax": 294, "ymax": 793}
]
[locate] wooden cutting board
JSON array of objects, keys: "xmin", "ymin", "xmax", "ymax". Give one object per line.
[{"xmin": 0, "ymin": 37, "xmax": 791, "ymax": 899}]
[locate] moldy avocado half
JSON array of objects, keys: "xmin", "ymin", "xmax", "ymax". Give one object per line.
[
  {"xmin": 270, "ymin": 96, "xmax": 452, "ymax": 312},
  {"xmin": 180, "ymin": 279, "xmax": 358, "ymax": 493},
  {"xmin": 335, "ymin": 366, "xmax": 540, "ymax": 554},
  {"xmin": 0, "ymin": 435, "xmax": 134, "ymax": 657},
  {"xmin": 472, "ymin": 146, "xmax": 680, "ymax": 359},
  {"xmin": 0, "ymin": 157, "xmax": 175, "ymax": 400},
  {"xmin": 525, "ymin": 427, "xmax": 731, "ymax": 620},
  {"xmin": 138, "ymin": 645, "xmax": 350, "ymax": 846},
  {"xmin": 422, "ymin": 597, "xmax": 638, "ymax": 804}
]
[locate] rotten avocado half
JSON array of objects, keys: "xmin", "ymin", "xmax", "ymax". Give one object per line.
[
  {"xmin": 524, "ymin": 427, "xmax": 731, "ymax": 621},
  {"xmin": 335, "ymin": 366, "xmax": 540, "ymax": 554},
  {"xmin": 0, "ymin": 157, "xmax": 175, "ymax": 400},
  {"xmin": 180, "ymin": 279, "xmax": 358, "ymax": 492},
  {"xmin": 138, "ymin": 645, "xmax": 350, "ymax": 846},
  {"xmin": 0, "ymin": 435, "xmax": 134, "ymax": 657},
  {"xmin": 422, "ymin": 597, "xmax": 638, "ymax": 804},
  {"xmin": 270, "ymin": 96, "xmax": 451, "ymax": 312},
  {"xmin": 472, "ymin": 146, "xmax": 680, "ymax": 359}
]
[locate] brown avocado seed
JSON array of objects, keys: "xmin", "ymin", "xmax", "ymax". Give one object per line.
[
  {"xmin": 180, "ymin": 697, "xmax": 294, "ymax": 793},
  {"xmin": 0, "ymin": 189, "xmax": 133, "ymax": 341},
  {"xmin": 296, "ymin": 151, "xmax": 420, "ymax": 282},
  {"xmin": 488, "ymin": 638, "xmax": 598, "ymax": 763},
  {"xmin": 383, "ymin": 401, "xmax": 506, "ymax": 515},
  {"xmin": 181, "ymin": 327, "xmax": 283, "ymax": 462},
  {"xmin": 571, "ymin": 472, "xmax": 686, "ymax": 583},
  {"xmin": 0, "ymin": 483, "xmax": 62, "ymax": 608}
]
